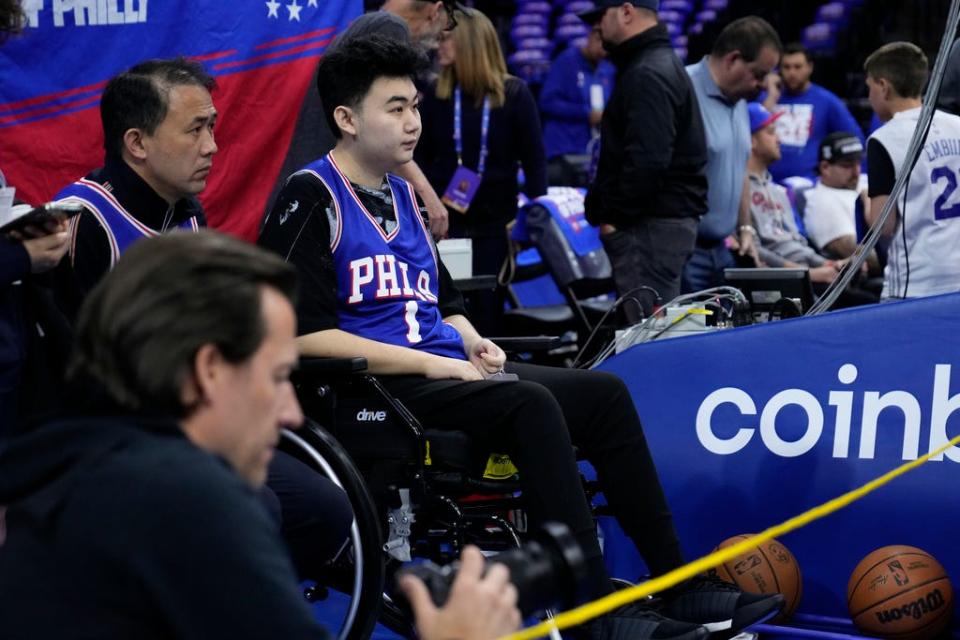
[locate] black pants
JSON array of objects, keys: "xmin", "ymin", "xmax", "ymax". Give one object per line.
[
  {"xmin": 262, "ymin": 450, "xmax": 354, "ymax": 579},
  {"xmin": 601, "ymin": 217, "xmax": 699, "ymax": 324},
  {"xmin": 380, "ymin": 361, "xmax": 683, "ymax": 599}
]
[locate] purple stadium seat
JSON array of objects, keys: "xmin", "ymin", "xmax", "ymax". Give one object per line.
[
  {"xmin": 508, "ymin": 49, "xmax": 552, "ymax": 84},
  {"xmin": 703, "ymin": 0, "xmax": 728, "ymax": 11},
  {"xmin": 555, "ymin": 23, "xmax": 589, "ymax": 42},
  {"xmin": 516, "ymin": 0, "xmax": 552, "ymax": 14},
  {"xmin": 513, "ymin": 13, "xmax": 548, "ymax": 27},
  {"xmin": 564, "ymin": 0, "xmax": 595, "ymax": 15},
  {"xmin": 695, "ymin": 9, "xmax": 716, "ymax": 23},
  {"xmin": 518, "ymin": 37, "xmax": 554, "ymax": 51},
  {"xmin": 511, "ymin": 24, "xmax": 548, "ymax": 42},
  {"xmin": 674, "ymin": 47, "xmax": 688, "ymax": 62},
  {"xmin": 672, "ymin": 34, "xmax": 688, "ymax": 48},
  {"xmin": 689, "ymin": 21, "xmax": 705, "ymax": 35},
  {"xmin": 816, "ymin": 2, "xmax": 849, "ymax": 23},
  {"xmin": 570, "ymin": 36, "xmax": 588, "ymax": 50},
  {"xmin": 557, "ymin": 12, "xmax": 584, "ymax": 26},
  {"xmin": 510, "ymin": 48, "xmax": 549, "ymax": 62},
  {"xmin": 660, "ymin": 0, "xmax": 693, "ymax": 12},
  {"xmin": 801, "ymin": 22, "xmax": 838, "ymax": 52},
  {"xmin": 658, "ymin": 9, "xmax": 685, "ymax": 23}
]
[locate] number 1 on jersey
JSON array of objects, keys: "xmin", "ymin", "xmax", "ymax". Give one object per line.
[{"xmin": 404, "ymin": 300, "xmax": 422, "ymax": 343}]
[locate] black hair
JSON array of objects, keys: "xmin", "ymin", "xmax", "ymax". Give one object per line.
[
  {"xmin": 100, "ymin": 57, "xmax": 216, "ymax": 158},
  {"xmin": 317, "ymin": 35, "xmax": 428, "ymax": 139},
  {"xmin": 712, "ymin": 16, "xmax": 783, "ymax": 63},
  {"xmin": 783, "ymin": 42, "xmax": 810, "ymax": 62},
  {"xmin": 67, "ymin": 231, "xmax": 298, "ymax": 419}
]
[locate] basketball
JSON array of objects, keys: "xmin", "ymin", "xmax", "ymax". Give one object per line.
[
  {"xmin": 711, "ymin": 535, "xmax": 802, "ymax": 621},
  {"xmin": 848, "ymin": 546, "xmax": 953, "ymax": 640}
]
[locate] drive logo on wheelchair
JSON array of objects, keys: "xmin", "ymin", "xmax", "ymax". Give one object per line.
[{"xmin": 356, "ymin": 408, "xmax": 388, "ymax": 422}]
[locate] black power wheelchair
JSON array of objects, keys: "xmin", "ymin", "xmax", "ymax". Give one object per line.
[{"xmin": 279, "ymin": 346, "xmax": 596, "ymax": 640}]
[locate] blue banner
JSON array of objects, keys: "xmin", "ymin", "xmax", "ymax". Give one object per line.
[
  {"xmin": 598, "ymin": 293, "xmax": 960, "ymax": 618},
  {"xmin": 0, "ymin": 0, "xmax": 361, "ymax": 239}
]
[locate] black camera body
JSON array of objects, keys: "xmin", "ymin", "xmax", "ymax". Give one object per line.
[{"xmin": 397, "ymin": 522, "xmax": 587, "ymax": 617}]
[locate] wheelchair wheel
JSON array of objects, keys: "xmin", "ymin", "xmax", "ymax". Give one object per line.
[{"xmin": 281, "ymin": 420, "xmax": 385, "ymax": 640}]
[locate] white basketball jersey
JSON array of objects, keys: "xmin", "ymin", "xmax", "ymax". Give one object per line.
[{"xmin": 871, "ymin": 107, "xmax": 960, "ymax": 299}]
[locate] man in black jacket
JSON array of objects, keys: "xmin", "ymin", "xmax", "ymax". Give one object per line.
[
  {"xmin": 581, "ymin": 0, "xmax": 707, "ymax": 321},
  {"xmin": 53, "ymin": 57, "xmax": 216, "ymax": 310}
]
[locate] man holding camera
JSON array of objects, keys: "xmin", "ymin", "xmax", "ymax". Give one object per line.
[{"xmin": 0, "ymin": 230, "xmax": 521, "ymax": 640}]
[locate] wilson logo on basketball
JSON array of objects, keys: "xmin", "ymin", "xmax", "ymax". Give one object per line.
[
  {"xmin": 875, "ymin": 589, "xmax": 948, "ymax": 624},
  {"xmin": 888, "ymin": 560, "xmax": 910, "ymax": 587}
]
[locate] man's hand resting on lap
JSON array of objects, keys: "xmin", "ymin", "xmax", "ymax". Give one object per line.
[
  {"xmin": 423, "ymin": 355, "xmax": 485, "ymax": 381},
  {"xmin": 467, "ymin": 338, "xmax": 506, "ymax": 377}
]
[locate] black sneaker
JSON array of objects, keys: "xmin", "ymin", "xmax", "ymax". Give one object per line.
[
  {"xmin": 659, "ymin": 574, "xmax": 784, "ymax": 634},
  {"xmin": 573, "ymin": 601, "xmax": 711, "ymax": 640}
]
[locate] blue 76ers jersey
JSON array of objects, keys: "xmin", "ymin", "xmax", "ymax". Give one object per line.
[
  {"xmin": 302, "ymin": 154, "xmax": 466, "ymax": 360},
  {"xmin": 55, "ymin": 178, "xmax": 199, "ymax": 268}
]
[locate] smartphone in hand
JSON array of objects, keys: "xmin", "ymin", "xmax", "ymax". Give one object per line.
[{"xmin": 0, "ymin": 201, "xmax": 83, "ymax": 236}]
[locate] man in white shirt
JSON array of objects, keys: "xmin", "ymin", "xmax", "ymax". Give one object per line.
[{"xmin": 803, "ymin": 132, "xmax": 869, "ymax": 259}]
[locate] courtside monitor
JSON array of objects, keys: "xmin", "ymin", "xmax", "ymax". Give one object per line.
[{"xmin": 724, "ymin": 268, "xmax": 815, "ymax": 323}]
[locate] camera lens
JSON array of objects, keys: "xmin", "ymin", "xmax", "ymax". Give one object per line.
[{"xmin": 397, "ymin": 522, "xmax": 587, "ymax": 617}]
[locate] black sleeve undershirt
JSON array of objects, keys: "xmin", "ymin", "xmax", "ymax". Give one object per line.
[
  {"xmin": 867, "ymin": 138, "xmax": 896, "ymax": 198},
  {"xmin": 257, "ymin": 172, "xmax": 467, "ymax": 337}
]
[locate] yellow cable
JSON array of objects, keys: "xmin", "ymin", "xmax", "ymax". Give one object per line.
[{"xmin": 500, "ymin": 433, "xmax": 960, "ymax": 640}]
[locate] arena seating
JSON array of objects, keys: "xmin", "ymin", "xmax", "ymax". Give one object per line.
[{"xmin": 498, "ymin": 0, "xmax": 875, "ymax": 102}]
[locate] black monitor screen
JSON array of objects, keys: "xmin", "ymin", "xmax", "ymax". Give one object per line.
[{"xmin": 724, "ymin": 268, "xmax": 816, "ymax": 322}]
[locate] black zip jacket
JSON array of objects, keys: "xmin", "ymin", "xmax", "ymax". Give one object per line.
[
  {"xmin": 59, "ymin": 157, "xmax": 206, "ymax": 315},
  {"xmin": 0, "ymin": 414, "xmax": 326, "ymax": 639},
  {"xmin": 585, "ymin": 24, "xmax": 708, "ymax": 227}
]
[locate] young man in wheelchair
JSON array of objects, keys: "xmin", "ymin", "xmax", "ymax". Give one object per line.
[{"xmin": 258, "ymin": 35, "xmax": 784, "ymax": 640}]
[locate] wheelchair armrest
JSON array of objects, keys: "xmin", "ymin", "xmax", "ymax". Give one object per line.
[
  {"xmin": 453, "ymin": 274, "xmax": 498, "ymax": 292},
  {"xmin": 298, "ymin": 356, "xmax": 369, "ymax": 375},
  {"xmin": 489, "ymin": 335, "xmax": 564, "ymax": 352}
]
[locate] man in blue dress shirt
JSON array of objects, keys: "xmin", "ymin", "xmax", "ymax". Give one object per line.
[{"xmin": 684, "ymin": 16, "xmax": 781, "ymax": 292}]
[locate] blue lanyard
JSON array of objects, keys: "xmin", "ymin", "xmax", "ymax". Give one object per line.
[{"xmin": 453, "ymin": 87, "xmax": 491, "ymax": 177}]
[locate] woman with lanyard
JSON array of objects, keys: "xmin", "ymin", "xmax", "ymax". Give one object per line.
[{"xmin": 415, "ymin": 7, "xmax": 547, "ymax": 334}]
